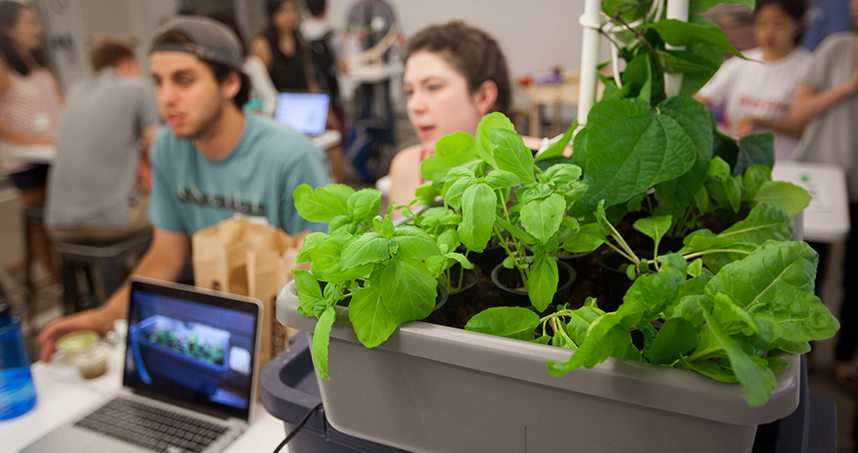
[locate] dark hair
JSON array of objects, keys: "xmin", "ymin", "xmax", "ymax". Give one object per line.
[
  {"xmin": 264, "ymin": 0, "xmax": 299, "ymax": 50},
  {"xmin": 199, "ymin": 7, "xmax": 247, "ymax": 50},
  {"xmin": 405, "ymin": 21, "xmax": 511, "ymax": 117},
  {"xmin": 306, "ymin": 0, "xmax": 326, "ymax": 17},
  {"xmin": 0, "ymin": 1, "xmax": 47, "ymax": 76},
  {"xmin": 89, "ymin": 37, "xmax": 135, "ymax": 72},
  {"xmin": 754, "ymin": 0, "xmax": 806, "ymax": 43},
  {"xmin": 152, "ymin": 30, "xmax": 251, "ymax": 108}
]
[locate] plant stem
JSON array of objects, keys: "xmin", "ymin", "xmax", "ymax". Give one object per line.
[
  {"xmin": 604, "ymin": 220, "xmax": 640, "ymax": 264},
  {"xmin": 681, "ymin": 249, "xmax": 752, "ymax": 260},
  {"xmin": 687, "ymin": 345, "xmax": 724, "ymax": 362}
]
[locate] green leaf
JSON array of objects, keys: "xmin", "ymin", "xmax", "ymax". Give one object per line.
[
  {"xmin": 565, "ymin": 305, "xmax": 605, "ymax": 346},
  {"xmin": 647, "ymin": 19, "xmax": 742, "ymax": 57},
  {"xmin": 393, "ymin": 226, "xmax": 441, "ymax": 260},
  {"xmin": 475, "ymin": 112, "xmax": 515, "ymax": 168},
  {"xmin": 293, "ymin": 269, "xmax": 324, "ymax": 317},
  {"xmin": 705, "ymin": 241, "xmax": 840, "ymax": 343},
  {"xmin": 309, "ymin": 234, "xmax": 373, "ymax": 282},
  {"xmin": 536, "ymin": 121, "xmax": 576, "ymax": 162},
  {"xmin": 678, "ymin": 357, "xmax": 738, "ymax": 383},
  {"xmin": 458, "ymin": 183, "xmax": 496, "ymax": 252},
  {"xmin": 654, "ymin": 96, "xmax": 715, "ymax": 225},
  {"xmin": 295, "ymin": 232, "xmax": 327, "ymax": 264},
  {"xmin": 668, "ymin": 295, "xmax": 711, "ymax": 327},
  {"xmin": 442, "ymin": 171, "xmax": 478, "ymax": 210},
  {"xmin": 529, "ymin": 254, "xmax": 559, "ymax": 312},
  {"xmin": 656, "ymin": 49, "xmax": 721, "ymax": 75},
  {"xmin": 485, "ymin": 169, "xmax": 521, "ymax": 190},
  {"xmin": 293, "ymin": 184, "xmax": 351, "ymax": 222},
  {"xmin": 464, "ymin": 307, "xmax": 540, "ymax": 341},
  {"xmin": 382, "ymin": 216, "xmax": 394, "ymax": 238},
  {"xmin": 521, "ymin": 193, "xmax": 566, "ymax": 244},
  {"xmin": 341, "ymin": 233, "xmax": 389, "ymax": 267},
  {"xmin": 734, "ymin": 134, "xmax": 775, "ymax": 176},
  {"xmin": 701, "ymin": 310, "xmax": 775, "ymax": 407},
  {"xmin": 648, "ymin": 318, "xmax": 699, "ymax": 365},
  {"xmin": 491, "ymin": 129, "xmax": 536, "ymax": 184},
  {"xmin": 561, "ymin": 222, "xmax": 605, "ymax": 253},
  {"xmin": 420, "ymin": 131, "xmax": 480, "ymax": 181},
  {"xmin": 547, "ymin": 321, "xmax": 637, "ymax": 375},
  {"xmin": 348, "ymin": 286, "xmax": 397, "ymax": 348},
  {"xmin": 415, "ymin": 183, "xmax": 441, "ymax": 205},
  {"xmin": 572, "ymin": 98, "xmax": 696, "ymax": 215},
  {"xmin": 717, "ymin": 201, "xmax": 793, "ymax": 244},
  {"xmin": 687, "ymin": 258, "xmax": 703, "ymax": 278},
  {"xmin": 540, "ymin": 163, "xmax": 582, "ymax": 188},
  {"xmin": 634, "ymin": 215, "xmax": 673, "ymax": 251},
  {"xmin": 752, "ymin": 181, "xmax": 811, "ymax": 217},
  {"xmin": 311, "ymin": 306, "xmax": 336, "ymax": 380},
  {"xmin": 741, "ymin": 165, "xmax": 772, "ymax": 200},
  {"xmin": 766, "ymin": 356, "xmax": 791, "ymax": 373},
  {"xmin": 623, "ymin": 271, "xmax": 685, "ymax": 320},
  {"xmin": 373, "ymin": 258, "xmax": 437, "ymax": 323},
  {"xmin": 347, "ymin": 189, "xmax": 382, "ymax": 222}
]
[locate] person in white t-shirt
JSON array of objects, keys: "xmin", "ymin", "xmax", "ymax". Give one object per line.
[{"xmin": 697, "ymin": 0, "xmax": 810, "ymax": 162}]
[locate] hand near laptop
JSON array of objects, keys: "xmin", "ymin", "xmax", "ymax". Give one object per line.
[{"xmin": 36, "ymin": 302, "xmax": 121, "ymax": 362}]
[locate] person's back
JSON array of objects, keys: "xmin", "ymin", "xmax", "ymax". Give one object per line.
[
  {"xmin": 46, "ymin": 70, "xmax": 156, "ymax": 230},
  {"xmin": 45, "ymin": 38, "xmax": 160, "ymax": 243}
]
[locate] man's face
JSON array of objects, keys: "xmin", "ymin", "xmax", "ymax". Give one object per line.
[{"xmin": 150, "ymin": 51, "xmax": 225, "ymax": 140}]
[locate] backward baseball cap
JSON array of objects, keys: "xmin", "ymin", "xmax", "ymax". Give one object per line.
[{"xmin": 150, "ymin": 15, "xmax": 243, "ymax": 69}]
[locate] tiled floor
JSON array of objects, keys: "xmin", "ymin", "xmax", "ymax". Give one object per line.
[{"xmin": 2, "ymin": 117, "xmax": 856, "ymax": 451}]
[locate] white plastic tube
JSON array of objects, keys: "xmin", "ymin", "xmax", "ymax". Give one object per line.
[
  {"xmin": 577, "ymin": 0, "xmax": 602, "ymax": 127},
  {"xmin": 664, "ymin": 0, "xmax": 689, "ymax": 97}
]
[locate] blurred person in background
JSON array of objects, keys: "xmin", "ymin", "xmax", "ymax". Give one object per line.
[
  {"xmin": 696, "ymin": 0, "xmax": 810, "ymax": 163},
  {"xmin": 344, "ymin": 0, "xmax": 401, "ymax": 147},
  {"xmin": 250, "ymin": 0, "xmax": 317, "ymax": 93},
  {"xmin": 37, "ymin": 16, "xmax": 329, "ymax": 362},
  {"xmin": 790, "ymin": 0, "xmax": 858, "ymax": 416},
  {"xmin": 0, "ymin": 0, "xmax": 62, "ymax": 285},
  {"xmin": 200, "ymin": 8, "xmax": 279, "ymax": 117},
  {"xmin": 301, "ymin": 0, "xmax": 346, "ymax": 183},
  {"xmin": 387, "ymin": 21, "xmax": 542, "ymax": 216},
  {"xmin": 44, "ymin": 37, "xmax": 160, "ymax": 245}
]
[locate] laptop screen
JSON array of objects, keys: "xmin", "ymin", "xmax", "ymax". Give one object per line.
[
  {"xmin": 274, "ymin": 91, "xmax": 330, "ymax": 136},
  {"xmin": 124, "ymin": 279, "xmax": 261, "ymax": 421}
]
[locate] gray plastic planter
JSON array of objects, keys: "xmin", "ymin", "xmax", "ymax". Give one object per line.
[{"xmin": 276, "ymin": 281, "xmax": 800, "ymax": 453}]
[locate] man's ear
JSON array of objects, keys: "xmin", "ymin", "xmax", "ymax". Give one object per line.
[
  {"xmin": 474, "ymin": 80, "xmax": 499, "ymax": 116},
  {"xmin": 221, "ymin": 70, "xmax": 241, "ymax": 102}
]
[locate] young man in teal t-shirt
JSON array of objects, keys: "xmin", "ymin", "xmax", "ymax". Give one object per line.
[{"xmin": 38, "ymin": 16, "xmax": 330, "ymax": 361}]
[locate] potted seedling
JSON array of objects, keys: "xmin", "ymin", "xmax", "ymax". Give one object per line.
[
  {"xmin": 271, "ymin": 1, "xmax": 839, "ymax": 452},
  {"xmin": 290, "ymin": 184, "xmax": 468, "ymax": 379}
]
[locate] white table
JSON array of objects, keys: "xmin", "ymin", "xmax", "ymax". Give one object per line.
[
  {"xmin": 0, "ymin": 346, "xmax": 289, "ymax": 453},
  {"xmin": 3, "ymin": 144, "xmax": 56, "ymax": 165},
  {"xmin": 772, "ymin": 161, "xmax": 851, "ymax": 243}
]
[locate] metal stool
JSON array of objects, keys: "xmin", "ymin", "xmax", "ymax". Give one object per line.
[{"xmin": 53, "ymin": 229, "xmax": 152, "ymax": 314}]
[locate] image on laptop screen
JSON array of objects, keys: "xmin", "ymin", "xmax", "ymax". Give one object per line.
[
  {"xmin": 274, "ymin": 91, "xmax": 330, "ymax": 136},
  {"xmin": 124, "ymin": 282, "xmax": 259, "ymax": 420}
]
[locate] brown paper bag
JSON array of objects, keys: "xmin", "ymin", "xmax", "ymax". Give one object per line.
[{"xmin": 192, "ymin": 217, "xmax": 254, "ymax": 296}]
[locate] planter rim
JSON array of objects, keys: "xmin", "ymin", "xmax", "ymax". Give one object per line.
[{"xmin": 277, "ymin": 281, "xmax": 799, "ymax": 426}]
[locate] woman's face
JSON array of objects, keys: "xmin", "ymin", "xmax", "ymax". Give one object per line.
[
  {"xmin": 404, "ymin": 50, "xmax": 489, "ymax": 151},
  {"xmin": 5, "ymin": 7, "xmax": 41, "ymax": 51},
  {"xmin": 754, "ymin": 4, "xmax": 800, "ymax": 56},
  {"xmin": 273, "ymin": 1, "xmax": 297, "ymax": 32}
]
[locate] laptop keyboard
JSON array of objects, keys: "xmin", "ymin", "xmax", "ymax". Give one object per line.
[{"xmin": 74, "ymin": 397, "xmax": 229, "ymax": 452}]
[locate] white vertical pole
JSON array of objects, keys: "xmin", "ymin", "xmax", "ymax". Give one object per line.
[
  {"xmin": 664, "ymin": 0, "xmax": 689, "ymax": 97},
  {"xmin": 577, "ymin": 0, "xmax": 602, "ymax": 127}
]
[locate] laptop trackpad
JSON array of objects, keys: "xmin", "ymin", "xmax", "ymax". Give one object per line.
[{"xmin": 21, "ymin": 426, "xmax": 147, "ymax": 453}]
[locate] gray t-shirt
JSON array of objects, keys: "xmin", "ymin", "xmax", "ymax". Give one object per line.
[
  {"xmin": 793, "ymin": 32, "xmax": 858, "ymax": 200},
  {"xmin": 46, "ymin": 69, "xmax": 160, "ymax": 228}
]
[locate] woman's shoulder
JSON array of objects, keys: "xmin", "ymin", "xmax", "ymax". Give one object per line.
[
  {"xmin": 816, "ymin": 31, "xmax": 857, "ymax": 57},
  {"xmin": 390, "ymin": 144, "xmax": 424, "ymax": 171}
]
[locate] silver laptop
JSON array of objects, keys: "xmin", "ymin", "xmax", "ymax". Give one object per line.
[
  {"xmin": 21, "ymin": 277, "xmax": 263, "ymax": 453},
  {"xmin": 274, "ymin": 91, "xmax": 330, "ymax": 136}
]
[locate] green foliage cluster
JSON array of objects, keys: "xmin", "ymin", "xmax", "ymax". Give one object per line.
[
  {"xmin": 149, "ymin": 329, "xmax": 225, "ymax": 366},
  {"xmin": 291, "ymin": 185, "xmax": 470, "ymax": 379}
]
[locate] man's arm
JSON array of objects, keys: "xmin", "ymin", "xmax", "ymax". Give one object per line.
[
  {"xmin": 36, "ymin": 228, "xmax": 190, "ymax": 361},
  {"xmin": 789, "ymin": 78, "xmax": 858, "ymax": 125}
]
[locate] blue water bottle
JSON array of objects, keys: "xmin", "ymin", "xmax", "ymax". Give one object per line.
[{"xmin": 0, "ymin": 285, "xmax": 37, "ymax": 420}]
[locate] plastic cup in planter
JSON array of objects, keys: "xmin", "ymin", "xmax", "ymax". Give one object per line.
[
  {"xmin": 597, "ymin": 250, "xmax": 652, "ymax": 312},
  {"xmin": 69, "ymin": 342, "xmax": 112, "ymax": 379},
  {"xmin": 490, "ymin": 260, "xmax": 575, "ymax": 312}
]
